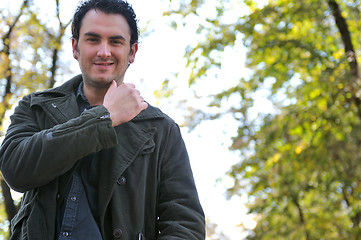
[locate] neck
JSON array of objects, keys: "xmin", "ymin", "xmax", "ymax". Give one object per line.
[{"xmin": 83, "ymin": 83, "xmax": 108, "ymax": 106}]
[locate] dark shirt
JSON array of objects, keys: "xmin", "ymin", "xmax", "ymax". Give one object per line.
[
  {"xmin": 56, "ymin": 82, "xmax": 102, "ymax": 239},
  {"xmin": 76, "ymin": 82, "xmax": 100, "ymax": 224},
  {"xmin": 58, "ymin": 173, "xmax": 102, "ymax": 239}
]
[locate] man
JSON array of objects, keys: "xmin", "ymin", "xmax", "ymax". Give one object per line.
[{"xmin": 0, "ymin": 0, "xmax": 205, "ymax": 239}]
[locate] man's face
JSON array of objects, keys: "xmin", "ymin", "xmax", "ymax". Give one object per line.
[{"xmin": 72, "ymin": 9, "xmax": 138, "ymax": 88}]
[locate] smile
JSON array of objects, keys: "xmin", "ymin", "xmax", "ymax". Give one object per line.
[{"xmin": 95, "ymin": 62, "xmax": 114, "ymax": 66}]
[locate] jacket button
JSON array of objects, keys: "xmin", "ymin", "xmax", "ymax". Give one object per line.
[
  {"xmin": 113, "ymin": 228, "xmax": 123, "ymax": 238},
  {"xmin": 117, "ymin": 176, "xmax": 126, "ymax": 185}
]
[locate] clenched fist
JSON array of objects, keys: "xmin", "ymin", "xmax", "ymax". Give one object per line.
[{"xmin": 103, "ymin": 80, "xmax": 148, "ymax": 126}]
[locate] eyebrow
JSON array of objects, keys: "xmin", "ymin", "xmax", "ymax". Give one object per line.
[{"xmin": 84, "ymin": 32, "xmax": 126, "ymax": 41}]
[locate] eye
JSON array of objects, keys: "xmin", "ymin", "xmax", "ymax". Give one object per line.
[
  {"xmin": 87, "ymin": 38, "xmax": 99, "ymax": 43},
  {"xmin": 111, "ymin": 39, "xmax": 124, "ymax": 45}
]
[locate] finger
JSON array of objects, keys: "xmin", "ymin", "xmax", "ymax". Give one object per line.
[
  {"xmin": 107, "ymin": 80, "xmax": 117, "ymax": 92},
  {"xmin": 122, "ymin": 83, "xmax": 136, "ymax": 88},
  {"xmin": 140, "ymin": 102, "xmax": 148, "ymax": 110}
]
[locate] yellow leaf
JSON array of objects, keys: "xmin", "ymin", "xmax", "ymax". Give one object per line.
[
  {"xmin": 295, "ymin": 141, "xmax": 306, "ymax": 155},
  {"xmin": 273, "ymin": 153, "xmax": 281, "ymax": 163},
  {"xmin": 332, "ymin": 50, "xmax": 343, "ymax": 60},
  {"xmin": 317, "ymin": 98, "xmax": 328, "ymax": 111},
  {"xmin": 295, "ymin": 146, "xmax": 303, "ymax": 154}
]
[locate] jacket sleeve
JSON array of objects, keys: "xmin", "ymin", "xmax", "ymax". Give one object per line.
[
  {"xmin": 0, "ymin": 96, "xmax": 118, "ymax": 192},
  {"xmin": 157, "ymin": 123, "xmax": 205, "ymax": 240}
]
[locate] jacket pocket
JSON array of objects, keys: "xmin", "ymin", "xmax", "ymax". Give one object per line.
[
  {"xmin": 10, "ymin": 199, "xmax": 47, "ymax": 240},
  {"xmin": 27, "ymin": 201, "xmax": 47, "ymax": 239},
  {"xmin": 10, "ymin": 201, "xmax": 32, "ymax": 239}
]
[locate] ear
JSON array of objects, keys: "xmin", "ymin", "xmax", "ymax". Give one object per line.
[
  {"xmin": 129, "ymin": 43, "xmax": 138, "ymax": 63},
  {"xmin": 72, "ymin": 38, "xmax": 79, "ymax": 60}
]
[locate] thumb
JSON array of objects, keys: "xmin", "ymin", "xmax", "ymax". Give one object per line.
[{"xmin": 107, "ymin": 80, "xmax": 117, "ymax": 92}]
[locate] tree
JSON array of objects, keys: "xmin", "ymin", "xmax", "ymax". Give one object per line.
[
  {"xmin": 0, "ymin": 1, "xmax": 29, "ymax": 229},
  {"xmin": 0, "ymin": 0, "xmax": 73, "ymax": 237},
  {"xmin": 164, "ymin": 0, "xmax": 361, "ymax": 239}
]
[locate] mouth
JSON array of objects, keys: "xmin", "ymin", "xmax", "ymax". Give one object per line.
[
  {"xmin": 93, "ymin": 61, "xmax": 115, "ymax": 72},
  {"xmin": 94, "ymin": 62, "xmax": 114, "ymax": 66}
]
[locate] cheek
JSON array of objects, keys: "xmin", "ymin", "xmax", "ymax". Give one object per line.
[{"xmin": 78, "ymin": 52, "xmax": 93, "ymax": 64}]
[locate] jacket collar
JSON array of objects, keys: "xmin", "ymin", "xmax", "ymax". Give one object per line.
[{"xmin": 29, "ymin": 74, "xmax": 166, "ymax": 122}]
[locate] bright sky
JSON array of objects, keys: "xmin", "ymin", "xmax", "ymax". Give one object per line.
[{"xmin": 5, "ymin": 0, "xmax": 260, "ymax": 238}]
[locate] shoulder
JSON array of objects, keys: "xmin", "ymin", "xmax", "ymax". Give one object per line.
[
  {"xmin": 22, "ymin": 75, "xmax": 82, "ymax": 106},
  {"xmin": 133, "ymin": 103, "xmax": 170, "ymax": 122},
  {"xmin": 32, "ymin": 75, "xmax": 82, "ymax": 97},
  {"xmin": 132, "ymin": 103, "xmax": 180, "ymax": 130}
]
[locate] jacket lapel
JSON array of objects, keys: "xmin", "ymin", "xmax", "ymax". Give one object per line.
[
  {"xmin": 97, "ymin": 121, "xmax": 157, "ymax": 219},
  {"xmin": 30, "ymin": 75, "xmax": 82, "ymax": 124},
  {"xmin": 40, "ymin": 96, "xmax": 80, "ymax": 124}
]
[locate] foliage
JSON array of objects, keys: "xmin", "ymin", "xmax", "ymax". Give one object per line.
[
  {"xmin": 165, "ymin": 0, "xmax": 361, "ymax": 239},
  {"xmin": 0, "ymin": 0, "xmax": 73, "ymax": 238}
]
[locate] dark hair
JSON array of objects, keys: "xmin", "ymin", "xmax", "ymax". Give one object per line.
[{"xmin": 71, "ymin": 0, "xmax": 139, "ymax": 46}]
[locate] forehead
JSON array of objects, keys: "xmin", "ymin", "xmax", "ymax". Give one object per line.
[{"xmin": 80, "ymin": 9, "xmax": 131, "ymax": 40}]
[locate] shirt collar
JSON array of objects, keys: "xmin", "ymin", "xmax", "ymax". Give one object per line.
[
  {"xmin": 77, "ymin": 81, "xmax": 88, "ymax": 102},
  {"xmin": 76, "ymin": 81, "xmax": 91, "ymax": 113}
]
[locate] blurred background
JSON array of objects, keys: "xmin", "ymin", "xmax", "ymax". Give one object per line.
[{"xmin": 1, "ymin": 0, "xmax": 361, "ymax": 239}]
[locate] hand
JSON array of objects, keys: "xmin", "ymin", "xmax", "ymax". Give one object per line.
[{"xmin": 103, "ymin": 81, "xmax": 148, "ymax": 126}]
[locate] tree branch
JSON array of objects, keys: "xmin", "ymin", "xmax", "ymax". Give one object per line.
[
  {"xmin": 328, "ymin": 0, "xmax": 359, "ymax": 79},
  {"xmin": 292, "ymin": 195, "xmax": 311, "ymax": 240},
  {"xmin": 0, "ymin": 180, "xmax": 17, "ymax": 222}
]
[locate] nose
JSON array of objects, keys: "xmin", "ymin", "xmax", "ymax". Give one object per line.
[{"xmin": 97, "ymin": 42, "xmax": 111, "ymax": 58}]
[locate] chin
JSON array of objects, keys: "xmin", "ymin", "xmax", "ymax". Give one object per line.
[
  {"xmin": 94, "ymin": 75, "xmax": 113, "ymax": 82},
  {"xmin": 83, "ymin": 76, "xmax": 111, "ymax": 88}
]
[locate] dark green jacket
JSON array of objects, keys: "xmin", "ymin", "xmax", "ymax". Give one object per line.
[{"xmin": 0, "ymin": 75, "xmax": 205, "ymax": 240}]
